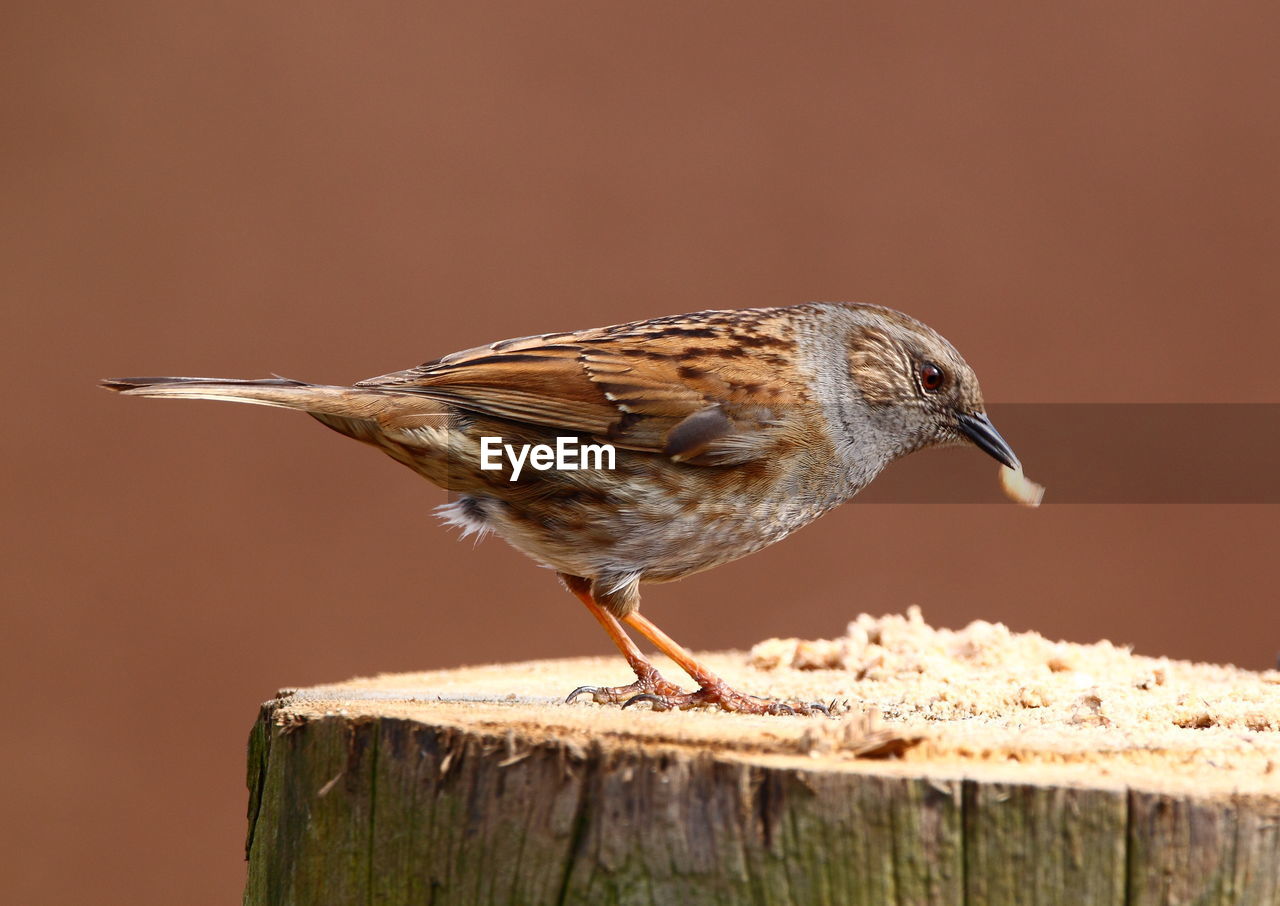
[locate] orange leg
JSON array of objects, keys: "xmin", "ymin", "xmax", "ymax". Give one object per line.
[
  {"xmin": 559, "ymin": 574, "xmax": 685, "ymax": 705},
  {"xmin": 623, "ymin": 611, "xmax": 830, "ymax": 716}
]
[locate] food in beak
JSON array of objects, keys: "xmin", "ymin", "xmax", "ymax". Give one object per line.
[{"xmin": 999, "ymin": 464, "xmax": 1045, "ymax": 507}]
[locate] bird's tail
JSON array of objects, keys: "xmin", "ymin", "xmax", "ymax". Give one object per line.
[
  {"xmin": 99, "ymin": 376, "xmax": 374, "ymax": 414},
  {"xmin": 99, "ymin": 376, "xmax": 450, "ymax": 445}
]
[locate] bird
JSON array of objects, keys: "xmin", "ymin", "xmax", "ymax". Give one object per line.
[{"xmin": 102, "ymin": 302, "xmax": 1022, "ymax": 715}]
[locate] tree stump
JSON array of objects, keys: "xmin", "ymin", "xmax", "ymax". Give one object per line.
[{"xmin": 244, "ymin": 627, "xmax": 1280, "ymax": 906}]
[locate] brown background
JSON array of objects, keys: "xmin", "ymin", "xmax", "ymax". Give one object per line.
[{"xmin": 5, "ymin": 3, "xmax": 1279, "ymax": 903}]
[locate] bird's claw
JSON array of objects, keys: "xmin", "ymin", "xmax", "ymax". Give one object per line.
[
  {"xmin": 568, "ymin": 674, "xmax": 839, "ymax": 717},
  {"xmin": 565, "ymin": 685, "xmax": 605, "ymax": 705},
  {"xmin": 615, "ymin": 684, "xmax": 831, "ymax": 716},
  {"xmin": 564, "ymin": 670, "xmax": 686, "ymax": 706},
  {"xmin": 621, "ymin": 692, "xmax": 671, "ymax": 711}
]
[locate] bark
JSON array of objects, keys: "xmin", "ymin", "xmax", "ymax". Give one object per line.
[{"xmin": 243, "ymin": 658, "xmax": 1280, "ymax": 905}]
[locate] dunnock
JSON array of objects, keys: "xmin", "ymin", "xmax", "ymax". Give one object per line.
[{"xmin": 103, "ymin": 303, "xmax": 1022, "ymax": 715}]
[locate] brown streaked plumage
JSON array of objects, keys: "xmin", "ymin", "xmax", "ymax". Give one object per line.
[{"xmin": 102, "ymin": 302, "xmax": 1022, "ymax": 715}]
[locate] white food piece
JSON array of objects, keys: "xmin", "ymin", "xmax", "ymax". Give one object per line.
[{"xmin": 1000, "ymin": 464, "xmax": 1045, "ymax": 507}]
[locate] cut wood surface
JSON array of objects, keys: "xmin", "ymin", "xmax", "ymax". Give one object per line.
[{"xmin": 245, "ymin": 611, "xmax": 1280, "ymax": 905}]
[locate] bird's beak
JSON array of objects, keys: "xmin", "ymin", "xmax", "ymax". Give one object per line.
[{"xmin": 956, "ymin": 411, "xmax": 1021, "ymax": 470}]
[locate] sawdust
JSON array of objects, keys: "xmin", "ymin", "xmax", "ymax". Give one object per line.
[
  {"xmin": 272, "ymin": 608, "xmax": 1280, "ymax": 796},
  {"xmin": 751, "ymin": 606, "xmax": 1278, "ymax": 733}
]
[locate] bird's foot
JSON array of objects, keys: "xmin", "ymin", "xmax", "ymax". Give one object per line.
[
  {"xmin": 621, "ymin": 678, "xmax": 832, "ymax": 716},
  {"xmin": 565, "ymin": 666, "xmax": 686, "ymax": 706}
]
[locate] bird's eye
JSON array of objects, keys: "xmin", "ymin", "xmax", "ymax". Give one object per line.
[{"xmin": 919, "ymin": 362, "xmax": 945, "ymax": 392}]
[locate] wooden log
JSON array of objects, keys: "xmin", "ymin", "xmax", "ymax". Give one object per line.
[{"xmin": 243, "ymin": 647, "xmax": 1280, "ymax": 906}]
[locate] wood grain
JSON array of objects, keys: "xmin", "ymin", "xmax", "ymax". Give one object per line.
[{"xmin": 243, "ymin": 656, "xmax": 1280, "ymax": 905}]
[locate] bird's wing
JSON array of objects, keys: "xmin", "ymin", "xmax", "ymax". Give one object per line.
[{"xmin": 356, "ymin": 310, "xmax": 807, "ymax": 464}]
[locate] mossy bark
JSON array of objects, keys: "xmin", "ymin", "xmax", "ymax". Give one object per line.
[{"xmin": 243, "ymin": 702, "xmax": 1280, "ymax": 905}]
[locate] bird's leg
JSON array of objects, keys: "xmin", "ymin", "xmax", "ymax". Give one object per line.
[
  {"xmin": 560, "ymin": 574, "xmax": 687, "ymax": 705},
  {"xmin": 620, "ymin": 611, "xmax": 829, "ymax": 716}
]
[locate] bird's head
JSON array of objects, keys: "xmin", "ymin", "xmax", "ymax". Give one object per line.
[{"xmin": 838, "ymin": 304, "xmax": 1020, "ymax": 470}]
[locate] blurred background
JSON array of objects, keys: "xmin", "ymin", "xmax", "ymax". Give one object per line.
[{"xmin": 5, "ymin": 3, "xmax": 1278, "ymax": 902}]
